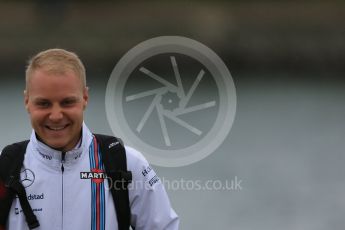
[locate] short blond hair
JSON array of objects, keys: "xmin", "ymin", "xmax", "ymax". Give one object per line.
[{"xmin": 25, "ymin": 48, "xmax": 86, "ymax": 90}]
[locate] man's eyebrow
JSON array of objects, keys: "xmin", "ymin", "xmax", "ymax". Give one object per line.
[
  {"xmin": 32, "ymin": 96, "xmax": 80, "ymax": 101},
  {"xmin": 63, "ymin": 96, "xmax": 80, "ymax": 101},
  {"xmin": 32, "ymin": 97, "xmax": 49, "ymax": 102}
]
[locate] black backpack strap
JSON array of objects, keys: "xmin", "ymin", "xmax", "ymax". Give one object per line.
[
  {"xmin": 94, "ymin": 134, "xmax": 132, "ymax": 230},
  {"xmin": 0, "ymin": 141, "xmax": 40, "ymax": 229}
]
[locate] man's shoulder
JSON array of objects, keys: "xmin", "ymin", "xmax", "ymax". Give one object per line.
[
  {"xmin": 124, "ymin": 145, "xmax": 149, "ymax": 168},
  {"xmin": 0, "ymin": 140, "xmax": 29, "ymax": 158}
]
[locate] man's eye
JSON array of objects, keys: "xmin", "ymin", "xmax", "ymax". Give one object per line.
[
  {"xmin": 62, "ymin": 100, "xmax": 76, "ymax": 106},
  {"xmin": 36, "ymin": 101, "xmax": 50, "ymax": 107}
]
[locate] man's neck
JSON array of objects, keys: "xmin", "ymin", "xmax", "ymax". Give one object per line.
[{"xmin": 35, "ymin": 131, "xmax": 82, "ymax": 152}]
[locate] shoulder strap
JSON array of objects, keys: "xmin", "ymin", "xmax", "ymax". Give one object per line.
[
  {"xmin": 94, "ymin": 134, "xmax": 132, "ymax": 230},
  {"xmin": 0, "ymin": 141, "xmax": 40, "ymax": 229}
]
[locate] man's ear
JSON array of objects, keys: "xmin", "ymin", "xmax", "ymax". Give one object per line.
[
  {"xmin": 83, "ymin": 86, "xmax": 89, "ymax": 110},
  {"xmin": 24, "ymin": 90, "xmax": 29, "ymax": 112}
]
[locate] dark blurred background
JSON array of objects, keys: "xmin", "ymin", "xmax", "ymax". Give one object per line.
[
  {"xmin": 0, "ymin": 1, "xmax": 345, "ymax": 229},
  {"xmin": 1, "ymin": 1, "xmax": 344, "ymax": 73}
]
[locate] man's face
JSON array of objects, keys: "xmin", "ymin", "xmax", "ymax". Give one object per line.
[{"xmin": 24, "ymin": 69, "xmax": 88, "ymax": 152}]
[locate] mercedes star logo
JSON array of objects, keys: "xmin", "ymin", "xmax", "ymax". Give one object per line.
[{"xmin": 20, "ymin": 169, "xmax": 35, "ymax": 188}]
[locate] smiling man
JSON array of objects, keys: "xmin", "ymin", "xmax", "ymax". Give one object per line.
[
  {"xmin": 0, "ymin": 49, "xmax": 179, "ymax": 230},
  {"xmin": 25, "ymin": 52, "xmax": 88, "ymax": 152}
]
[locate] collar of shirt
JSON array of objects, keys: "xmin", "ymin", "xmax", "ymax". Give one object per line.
[{"xmin": 29, "ymin": 122, "xmax": 93, "ymax": 170}]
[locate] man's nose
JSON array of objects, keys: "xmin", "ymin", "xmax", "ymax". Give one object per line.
[{"xmin": 49, "ymin": 105, "xmax": 63, "ymax": 121}]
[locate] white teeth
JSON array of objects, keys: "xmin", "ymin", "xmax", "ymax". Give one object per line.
[
  {"xmin": 52, "ymin": 127, "xmax": 64, "ymax": 130},
  {"xmin": 48, "ymin": 126, "xmax": 66, "ymax": 131}
]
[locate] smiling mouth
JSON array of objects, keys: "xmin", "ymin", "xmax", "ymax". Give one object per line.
[{"xmin": 45, "ymin": 124, "xmax": 69, "ymax": 131}]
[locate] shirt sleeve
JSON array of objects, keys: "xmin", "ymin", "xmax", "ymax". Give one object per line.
[{"xmin": 125, "ymin": 146, "xmax": 179, "ymax": 230}]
